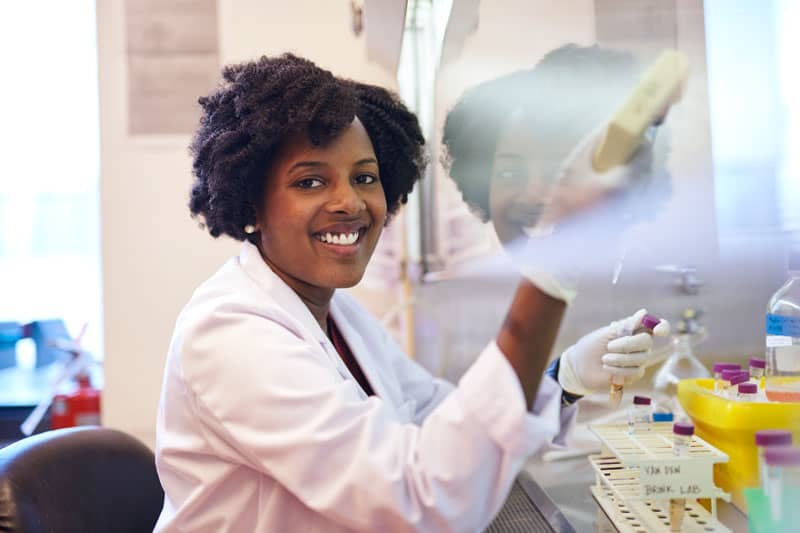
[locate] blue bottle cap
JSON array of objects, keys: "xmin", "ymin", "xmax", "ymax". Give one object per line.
[{"xmin": 652, "ymin": 412, "xmax": 674, "ymax": 422}]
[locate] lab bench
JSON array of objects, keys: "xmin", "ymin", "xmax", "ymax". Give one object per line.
[{"xmin": 486, "ymin": 394, "xmax": 750, "ymax": 533}]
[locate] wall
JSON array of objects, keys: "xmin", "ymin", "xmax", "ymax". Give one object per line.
[{"xmin": 97, "ymin": 0, "xmax": 401, "ymax": 448}]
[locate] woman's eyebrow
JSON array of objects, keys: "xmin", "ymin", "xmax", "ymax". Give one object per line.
[
  {"xmin": 354, "ymin": 157, "xmax": 378, "ymax": 166},
  {"xmin": 288, "ymin": 160, "xmax": 325, "ymax": 172},
  {"xmin": 494, "ymin": 153, "xmax": 525, "ymax": 161}
]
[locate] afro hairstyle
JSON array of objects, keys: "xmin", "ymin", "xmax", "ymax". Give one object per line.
[{"xmin": 189, "ymin": 53, "xmax": 426, "ymax": 242}]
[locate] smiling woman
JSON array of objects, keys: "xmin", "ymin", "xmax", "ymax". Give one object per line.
[
  {"xmin": 155, "ymin": 52, "xmax": 666, "ymax": 533},
  {"xmin": 256, "ymin": 120, "xmax": 387, "ymax": 319}
]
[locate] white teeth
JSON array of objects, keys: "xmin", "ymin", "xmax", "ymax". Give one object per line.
[{"xmin": 317, "ymin": 231, "xmax": 360, "ymax": 245}]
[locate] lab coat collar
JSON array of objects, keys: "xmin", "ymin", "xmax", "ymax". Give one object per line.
[
  {"xmin": 238, "ymin": 241, "xmax": 397, "ymax": 409},
  {"xmin": 238, "ymin": 241, "xmax": 328, "ymax": 344},
  {"xmin": 329, "ymin": 298, "xmax": 393, "ymax": 403}
]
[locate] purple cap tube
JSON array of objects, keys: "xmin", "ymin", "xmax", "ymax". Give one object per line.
[
  {"xmin": 756, "ymin": 430, "xmax": 793, "ymax": 447},
  {"xmin": 749, "ymin": 357, "xmax": 766, "ymax": 369},
  {"xmin": 764, "ymin": 446, "xmax": 800, "ymax": 466},
  {"xmin": 738, "ymin": 383, "xmax": 758, "ymax": 394},
  {"xmin": 642, "ymin": 314, "xmax": 661, "ymax": 330},
  {"xmin": 729, "ymin": 372, "xmax": 750, "ymax": 386},
  {"xmin": 633, "ymin": 395, "xmax": 652, "ymax": 405},
  {"xmin": 713, "ymin": 362, "xmax": 741, "ymax": 373},
  {"xmin": 673, "ymin": 422, "xmax": 695, "ymax": 436}
]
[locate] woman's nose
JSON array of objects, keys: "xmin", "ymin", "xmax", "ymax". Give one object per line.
[
  {"xmin": 521, "ymin": 176, "xmax": 550, "ymax": 203},
  {"xmin": 328, "ymin": 181, "xmax": 366, "ymax": 214}
]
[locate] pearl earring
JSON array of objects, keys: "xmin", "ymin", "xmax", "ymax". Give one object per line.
[{"xmin": 244, "ymin": 224, "xmax": 256, "ymax": 234}]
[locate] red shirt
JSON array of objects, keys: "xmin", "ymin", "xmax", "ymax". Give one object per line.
[{"xmin": 327, "ymin": 316, "xmax": 376, "ymax": 397}]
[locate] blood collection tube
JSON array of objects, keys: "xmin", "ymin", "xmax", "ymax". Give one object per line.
[
  {"xmin": 627, "ymin": 395, "xmax": 652, "ymax": 435},
  {"xmin": 756, "ymin": 430, "xmax": 793, "ymax": 496},
  {"xmin": 610, "ymin": 314, "xmax": 661, "ymax": 407},
  {"xmin": 749, "ymin": 357, "xmax": 766, "ymax": 385},
  {"xmin": 670, "ymin": 422, "xmax": 694, "ymax": 531},
  {"xmin": 737, "ymin": 382, "xmax": 757, "ymax": 401},
  {"xmin": 712, "ymin": 362, "xmax": 740, "ymax": 393}
]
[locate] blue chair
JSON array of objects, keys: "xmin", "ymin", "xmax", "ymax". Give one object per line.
[{"xmin": 0, "ymin": 322, "xmax": 23, "ymax": 370}]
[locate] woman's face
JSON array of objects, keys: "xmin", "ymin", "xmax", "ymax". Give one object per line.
[
  {"xmin": 488, "ymin": 112, "xmax": 564, "ymax": 246},
  {"xmin": 256, "ymin": 117, "xmax": 387, "ymax": 294}
]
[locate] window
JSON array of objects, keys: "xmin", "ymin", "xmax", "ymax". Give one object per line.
[{"xmin": 0, "ymin": 1, "xmax": 102, "ymax": 367}]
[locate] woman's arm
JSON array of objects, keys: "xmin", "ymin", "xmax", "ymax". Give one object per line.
[
  {"xmin": 173, "ymin": 304, "xmax": 563, "ymax": 532},
  {"xmin": 496, "ymin": 279, "xmax": 566, "ymax": 409}
]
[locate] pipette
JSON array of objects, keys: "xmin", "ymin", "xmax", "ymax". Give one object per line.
[{"xmin": 609, "ymin": 313, "xmax": 662, "ymax": 408}]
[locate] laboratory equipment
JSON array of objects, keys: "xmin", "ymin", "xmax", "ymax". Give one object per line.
[
  {"xmin": 763, "ymin": 446, "xmax": 800, "ymax": 522},
  {"xmin": 678, "ymin": 378, "xmax": 800, "ymax": 509},
  {"xmin": 726, "ymin": 372, "xmax": 749, "ymax": 399},
  {"xmin": 589, "ymin": 421, "xmax": 730, "ymax": 532},
  {"xmin": 712, "ymin": 362, "xmax": 740, "ymax": 393},
  {"xmin": 592, "ymin": 49, "xmax": 690, "ymax": 172},
  {"xmin": 736, "ymin": 382, "xmax": 757, "ymax": 401},
  {"xmin": 609, "ymin": 314, "xmax": 662, "ymax": 408},
  {"xmin": 627, "ymin": 395, "xmax": 652, "ymax": 435},
  {"xmin": 653, "ymin": 309, "xmax": 710, "ymax": 394},
  {"xmin": 749, "ymin": 357, "xmax": 766, "ymax": 384},
  {"xmin": 765, "ymin": 247, "xmax": 800, "ymax": 402},
  {"xmin": 670, "ymin": 421, "xmax": 694, "ymax": 531},
  {"xmin": 672, "ymin": 421, "xmax": 693, "ymax": 456},
  {"xmin": 718, "ymin": 370, "xmax": 748, "ymax": 399},
  {"xmin": 652, "ymin": 412, "xmax": 674, "ymax": 422},
  {"xmin": 755, "ymin": 429, "xmax": 793, "ymax": 495}
]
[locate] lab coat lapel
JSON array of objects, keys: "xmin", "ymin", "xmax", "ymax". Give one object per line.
[
  {"xmin": 237, "ymin": 242, "xmax": 328, "ymax": 344},
  {"xmin": 329, "ymin": 298, "xmax": 399, "ymax": 412}
]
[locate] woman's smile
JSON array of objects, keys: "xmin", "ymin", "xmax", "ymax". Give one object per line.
[{"xmin": 312, "ymin": 223, "xmax": 369, "ymax": 256}]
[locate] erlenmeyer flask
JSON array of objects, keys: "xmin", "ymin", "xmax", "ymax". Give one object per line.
[{"xmin": 652, "ymin": 308, "xmax": 710, "ymax": 395}]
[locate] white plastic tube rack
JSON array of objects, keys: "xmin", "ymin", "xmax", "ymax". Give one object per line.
[{"xmin": 588, "ymin": 422, "xmax": 731, "ymax": 532}]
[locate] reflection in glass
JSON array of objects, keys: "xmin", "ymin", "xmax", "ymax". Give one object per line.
[{"xmin": 441, "ymin": 44, "xmax": 673, "ymax": 278}]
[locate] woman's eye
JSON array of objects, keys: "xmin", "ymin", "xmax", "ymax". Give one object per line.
[
  {"xmin": 295, "ymin": 177, "xmax": 324, "ymax": 189},
  {"xmin": 355, "ymin": 174, "xmax": 378, "ymax": 185},
  {"xmin": 495, "ymin": 168, "xmax": 528, "ymax": 185}
]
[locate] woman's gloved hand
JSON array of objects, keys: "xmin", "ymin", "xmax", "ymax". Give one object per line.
[
  {"xmin": 535, "ymin": 124, "xmax": 656, "ymax": 229},
  {"xmin": 557, "ymin": 309, "xmax": 671, "ymax": 396},
  {"xmin": 510, "ymin": 126, "xmax": 658, "ymax": 305}
]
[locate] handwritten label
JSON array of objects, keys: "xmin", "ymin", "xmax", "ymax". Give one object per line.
[{"xmin": 639, "ymin": 460, "xmax": 713, "ymax": 498}]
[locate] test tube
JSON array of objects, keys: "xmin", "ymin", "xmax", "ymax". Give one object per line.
[
  {"xmin": 737, "ymin": 382, "xmax": 757, "ymax": 401},
  {"xmin": 718, "ymin": 369, "xmax": 736, "ymax": 397},
  {"xmin": 610, "ymin": 314, "xmax": 661, "ymax": 407},
  {"xmin": 712, "ymin": 362, "xmax": 740, "ymax": 393},
  {"xmin": 756, "ymin": 430, "xmax": 793, "ymax": 496},
  {"xmin": 670, "ymin": 422, "xmax": 694, "ymax": 531},
  {"xmin": 749, "ymin": 357, "xmax": 766, "ymax": 384},
  {"xmin": 627, "ymin": 395, "xmax": 652, "ymax": 435},
  {"xmin": 722, "ymin": 371, "xmax": 749, "ymax": 399},
  {"xmin": 763, "ymin": 446, "xmax": 800, "ymax": 523},
  {"xmin": 672, "ymin": 421, "xmax": 694, "ymax": 456}
]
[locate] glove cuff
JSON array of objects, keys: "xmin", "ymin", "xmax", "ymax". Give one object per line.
[
  {"xmin": 522, "ymin": 268, "xmax": 579, "ymax": 304},
  {"xmin": 557, "ymin": 347, "xmax": 595, "ymax": 396}
]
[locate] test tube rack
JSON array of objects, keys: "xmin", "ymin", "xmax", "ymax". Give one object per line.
[{"xmin": 588, "ymin": 422, "xmax": 731, "ymax": 532}]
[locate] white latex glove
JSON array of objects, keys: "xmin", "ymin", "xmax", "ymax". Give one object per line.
[
  {"xmin": 557, "ymin": 309, "xmax": 671, "ymax": 396},
  {"xmin": 537, "ymin": 123, "xmax": 656, "ymax": 227},
  {"xmin": 513, "ymin": 126, "xmax": 657, "ymax": 304}
]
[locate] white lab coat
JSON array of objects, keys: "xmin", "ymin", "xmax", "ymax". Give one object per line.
[{"xmin": 154, "ymin": 241, "xmax": 576, "ymax": 532}]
